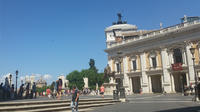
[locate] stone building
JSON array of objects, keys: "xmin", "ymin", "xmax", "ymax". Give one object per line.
[
  {"xmin": 36, "ymin": 77, "xmax": 47, "ymax": 88},
  {"xmin": 104, "ymin": 14, "xmax": 200, "ymax": 94}
]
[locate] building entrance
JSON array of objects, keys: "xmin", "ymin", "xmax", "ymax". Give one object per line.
[
  {"xmin": 151, "ymin": 75, "xmax": 162, "ymax": 93},
  {"xmin": 132, "ymin": 77, "xmax": 141, "ymax": 93},
  {"xmin": 173, "ymin": 73, "xmax": 187, "ymax": 92}
]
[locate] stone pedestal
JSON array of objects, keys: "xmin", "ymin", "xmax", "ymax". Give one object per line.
[
  {"xmin": 103, "ymin": 83, "xmax": 117, "ymax": 95},
  {"xmin": 83, "ymin": 77, "xmax": 88, "ymax": 88}
]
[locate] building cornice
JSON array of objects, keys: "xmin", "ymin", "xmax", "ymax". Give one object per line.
[{"xmin": 105, "ymin": 23, "xmax": 200, "ymax": 57}]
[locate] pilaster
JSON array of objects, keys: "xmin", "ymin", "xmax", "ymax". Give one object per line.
[
  {"xmin": 140, "ymin": 52, "xmax": 149, "ymax": 93},
  {"xmin": 185, "ymin": 43, "xmax": 195, "ymax": 83},
  {"xmin": 161, "ymin": 48, "xmax": 172, "ymax": 93}
]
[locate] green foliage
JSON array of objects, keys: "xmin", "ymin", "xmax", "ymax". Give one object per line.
[
  {"xmin": 36, "ymin": 85, "xmax": 52, "ymax": 94},
  {"xmin": 66, "ymin": 59, "xmax": 107, "ymax": 90},
  {"xmin": 36, "ymin": 86, "xmax": 48, "ymax": 93},
  {"xmin": 66, "ymin": 70, "xmax": 84, "ymax": 90}
]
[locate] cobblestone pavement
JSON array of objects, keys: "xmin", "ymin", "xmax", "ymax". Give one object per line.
[{"xmin": 89, "ymin": 94, "xmax": 200, "ymax": 112}]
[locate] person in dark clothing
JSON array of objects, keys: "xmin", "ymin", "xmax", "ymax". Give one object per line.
[
  {"xmin": 10, "ymin": 84, "xmax": 14, "ymax": 99},
  {"xmin": 32, "ymin": 82, "xmax": 37, "ymax": 99},
  {"xmin": 71, "ymin": 86, "xmax": 79, "ymax": 112},
  {"xmin": 25, "ymin": 83, "xmax": 30, "ymax": 99},
  {"xmin": 18, "ymin": 84, "xmax": 24, "ymax": 99},
  {"xmin": 0, "ymin": 83, "xmax": 3, "ymax": 100}
]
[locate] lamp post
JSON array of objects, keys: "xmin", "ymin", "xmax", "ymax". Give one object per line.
[
  {"xmin": 117, "ymin": 51, "xmax": 126, "ymax": 100},
  {"xmin": 190, "ymin": 47, "xmax": 198, "ymax": 101},
  {"xmin": 15, "ymin": 70, "xmax": 18, "ymax": 98},
  {"xmin": 9, "ymin": 74, "xmax": 12, "ymax": 86}
]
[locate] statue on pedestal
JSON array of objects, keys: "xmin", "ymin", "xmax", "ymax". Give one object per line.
[
  {"xmin": 104, "ymin": 64, "xmax": 115, "ymax": 83},
  {"xmin": 103, "ymin": 64, "xmax": 117, "ymax": 95}
]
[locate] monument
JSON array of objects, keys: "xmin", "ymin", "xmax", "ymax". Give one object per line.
[
  {"xmin": 103, "ymin": 64, "xmax": 117, "ymax": 95},
  {"xmin": 83, "ymin": 77, "xmax": 88, "ymax": 88},
  {"xmin": 58, "ymin": 75, "xmax": 68, "ymax": 89}
]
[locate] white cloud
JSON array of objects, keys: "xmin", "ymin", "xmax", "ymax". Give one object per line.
[
  {"xmin": 43, "ymin": 74, "xmax": 52, "ymax": 80},
  {"xmin": 20, "ymin": 76, "xmax": 25, "ymax": 81},
  {"xmin": 33, "ymin": 74, "xmax": 41, "ymax": 78},
  {"xmin": 0, "ymin": 73, "xmax": 12, "ymax": 84}
]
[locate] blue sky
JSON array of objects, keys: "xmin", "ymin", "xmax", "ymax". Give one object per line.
[{"xmin": 0, "ymin": 0, "xmax": 200, "ymax": 84}]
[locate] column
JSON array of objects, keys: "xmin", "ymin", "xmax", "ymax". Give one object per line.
[
  {"xmin": 185, "ymin": 43, "xmax": 195, "ymax": 83},
  {"xmin": 123, "ymin": 56, "xmax": 129, "ymax": 88},
  {"xmin": 129, "ymin": 77, "xmax": 133, "ymax": 94},
  {"xmin": 170, "ymin": 73, "xmax": 175, "ymax": 92},
  {"xmin": 148, "ymin": 76, "xmax": 152, "ymax": 93},
  {"xmin": 168, "ymin": 50, "xmax": 174, "ymax": 65},
  {"xmin": 140, "ymin": 53, "xmax": 149, "ymax": 93},
  {"xmin": 161, "ymin": 48, "xmax": 172, "ymax": 93},
  {"xmin": 186, "ymin": 72, "xmax": 190, "ymax": 86},
  {"xmin": 182, "ymin": 49, "xmax": 187, "ymax": 65}
]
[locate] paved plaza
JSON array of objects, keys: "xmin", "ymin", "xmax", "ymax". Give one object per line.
[
  {"xmin": 89, "ymin": 94, "xmax": 200, "ymax": 112},
  {"xmin": 2, "ymin": 94, "xmax": 200, "ymax": 112}
]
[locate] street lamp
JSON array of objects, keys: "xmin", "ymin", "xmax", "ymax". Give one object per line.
[
  {"xmin": 16, "ymin": 70, "xmax": 18, "ymax": 98},
  {"xmin": 190, "ymin": 47, "xmax": 199, "ymax": 101},
  {"xmin": 116, "ymin": 51, "xmax": 126, "ymax": 100},
  {"xmin": 9, "ymin": 74, "xmax": 12, "ymax": 86}
]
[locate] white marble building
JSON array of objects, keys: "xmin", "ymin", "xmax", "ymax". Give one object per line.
[{"xmin": 104, "ymin": 14, "xmax": 200, "ymax": 94}]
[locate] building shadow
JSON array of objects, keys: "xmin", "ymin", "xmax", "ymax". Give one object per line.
[{"xmin": 157, "ymin": 106, "xmax": 200, "ymax": 112}]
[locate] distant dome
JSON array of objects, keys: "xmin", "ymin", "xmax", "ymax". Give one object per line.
[{"xmin": 105, "ymin": 24, "xmax": 137, "ymax": 32}]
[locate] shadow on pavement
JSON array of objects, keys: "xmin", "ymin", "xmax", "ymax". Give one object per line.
[{"xmin": 157, "ymin": 106, "xmax": 200, "ymax": 112}]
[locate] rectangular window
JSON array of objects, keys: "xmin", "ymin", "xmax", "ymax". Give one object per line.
[
  {"xmin": 132, "ymin": 60, "xmax": 137, "ymax": 71},
  {"xmin": 152, "ymin": 57, "xmax": 157, "ymax": 68},
  {"xmin": 116, "ymin": 63, "xmax": 120, "ymax": 73}
]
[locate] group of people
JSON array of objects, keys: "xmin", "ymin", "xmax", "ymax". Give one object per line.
[
  {"xmin": 0, "ymin": 77, "xmax": 37, "ymax": 100},
  {"xmin": 17, "ymin": 82, "xmax": 37, "ymax": 99},
  {"xmin": 0, "ymin": 77, "xmax": 15, "ymax": 100}
]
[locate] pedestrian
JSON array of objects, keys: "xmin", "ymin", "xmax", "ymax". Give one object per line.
[
  {"xmin": 71, "ymin": 86, "xmax": 79, "ymax": 112},
  {"xmin": 46, "ymin": 88, "xmax": 51, "ymax": 99},
  {"xmin": 18, "ymin": 84, "xmax": 24, "ymax": 99},
  {"xmin": 25, "ymin": 83, "xmax": 30, "ymax": 99},
  {"xmin": 32, "ymin": 82, "xmax": 37, "ymax": 99},
  {"xmin": 58, "ymin": 79, "xmax": 62, "ymax": 99},
  {"xmin": 0, "ymin": 83, "xmax": 3, "ymax": 100},
  {"xmin": 10, "ymin": 84, "xmax": 14, "ymax": 99},
  {"xmin": 100, "ymin": 85, "xmax": 105, "ymax": 98}
]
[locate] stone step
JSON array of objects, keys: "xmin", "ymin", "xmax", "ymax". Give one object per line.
[
  {"xmin": 0, "ymin": 99, "xmax": 119, "ymax": 112},
  {"xmin": 25, "ymin": 102, "xmax": 115, "ymax": 112},
  {"xmin": 0, "ymin": 98, "xmax": 112, "ymax": 106}
]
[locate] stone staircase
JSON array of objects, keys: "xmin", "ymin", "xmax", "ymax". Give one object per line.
[{"xmin": 0, "ymin": 98, "xmax": 120, "ymax": 112}]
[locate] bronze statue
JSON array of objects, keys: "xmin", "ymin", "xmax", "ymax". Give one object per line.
[{"xmin": 104, "ymin": 64, "xmax": 115, "ymax": 81}]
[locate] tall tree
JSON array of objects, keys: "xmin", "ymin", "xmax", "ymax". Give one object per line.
[{"xmin": 66, "ymin": 70, "xmax": 84, "ymax": 90}]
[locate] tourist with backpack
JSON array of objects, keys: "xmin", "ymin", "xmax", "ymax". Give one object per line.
[{"xmin": 71, "ymin": 86, "xmax": 79, "ymax": 112}]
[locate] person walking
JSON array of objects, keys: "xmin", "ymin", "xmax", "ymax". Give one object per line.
[
  {"xmin": 10, "ymin": 84, "xmax": 14, "ymax": 99},
  {"xmin": 100, "ymin": 85, "xmax": 105, "ymax": 98},
  {"xmin": 18, "ymin": 84, "xmax": 24, "ymax": 99},
  {"xmin": 32, "ymin": 82, "xmax": 37, "ymax": 99},
  {"xmin": 25, "ymin": 83, "xmax": 30, "ymax": 99},
  {"xmin": 71, "ymin": 86, "xmax": 79, "ymax": 112}
]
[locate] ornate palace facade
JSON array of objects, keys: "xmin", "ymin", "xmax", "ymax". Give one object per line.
[{"xmin": 104, "ymin": 14, "xmax": 200, "ymax": 94}]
